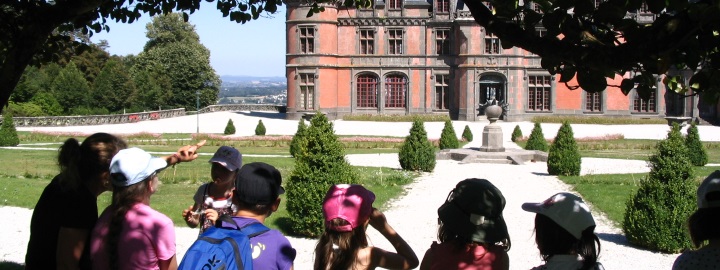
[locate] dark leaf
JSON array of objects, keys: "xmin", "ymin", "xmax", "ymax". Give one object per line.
[
  {"xmin": 621, "ymin": 78, "xmax": 634, "ymax": 95},
  {"xmin": 577, "ymin": 69, "xmax": 607, "ymax": 93},
  {"xmin": 559, "ymin": 66, "xmax": 576, "ymax": 83}
]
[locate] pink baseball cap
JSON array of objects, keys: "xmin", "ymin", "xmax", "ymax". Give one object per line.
[{"xmin": 322, "ymin": 184, "xmax": 376, "ymax": 232}]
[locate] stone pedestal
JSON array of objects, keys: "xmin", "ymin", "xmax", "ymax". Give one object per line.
[
  {"xmin": 480, "ymin": 124, "xmax": 505, "ymax": 152},
  {"xmin": 479, "ymin": 104, "xmax": 505, "ymax": 152}
]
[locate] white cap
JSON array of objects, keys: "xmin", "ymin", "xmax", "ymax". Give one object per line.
[
  {"xmin": 522, "ymin": 192, "xmax": 596, "ymax": 239},
  {"xmin": 110, "ymin": 148, "xmax": 167, "ymax": 187},
  {"xmin": 698, "ymin": 170, "xmax": 720, "ymax": 209}
]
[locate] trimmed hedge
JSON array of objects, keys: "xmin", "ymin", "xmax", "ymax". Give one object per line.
[
  {"xmin": 524, "ymin": 122, "xmax": 548, "ymax": 151},
  {"xmin": 289, "ymin": 119, "xmax": 307, "ymax": 158},
  {"xmin": 622, "ymin": 124, "xmax": 695, "ymax": 253},
  {"xmin": 439, "ymin": 120, "xmax": 459, "ymax": 149},
  {"xmin": 685, "ymin": 123, "xmax": 708, "ymax": 166},
  {"xmin": 255, "ymin": 119, "xmax": 266, "ymax": 136},
  {"xmin": 286, "ymin": 113, "xmax": 359, "ymax": 237},
  {"xmin": 461, "ymin": 125, "xmax": 473, "ymax": 142},
  {"xmin": 399, "ymin": 119, "xmax": 436, "ymax": 172},
  {"xmin": 547, "ymin": 122, "xmax": 581, "ymax": 176},
  {"xmin": 0, "ymin": 114, "xmax": 20, "ymax": 146},
  {"xmin": 223, "ymin": 119, "xmax": 236, "ymax": 135},
  {"xmin": 511, "ymin": 125, "xmax": 523, "ymax": 142}
]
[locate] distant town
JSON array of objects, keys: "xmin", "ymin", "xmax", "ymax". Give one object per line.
[{"xmin": 218, "ymin": 75, "xmax": 287, "ymax": 105}]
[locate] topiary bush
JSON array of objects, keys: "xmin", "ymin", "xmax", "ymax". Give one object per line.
[
  {"xmin": 461, "ymin": 125, "xmax": 473, "ymax": 142},
  {"xmin": 399, "ymin": 119, "xmax": 436, "ymax": 172},
  {"xmin": 547, "ymin": 121, "xmax": 581, "ymax": 176},
  {"xmin": 623, "ymin": 123, "xmax": 695, "ymax": 253},
  {"xmin": 685, "ymin": 122, "xmax": 708, "ymax": 166},
  {"xmin": 224, "ymin": 119, "xmax": 236, "ymax": 135},
  {"xmin": 289, "ymin": 119, "xmax": 307, "ymax": 158},
  {"xmin": 524, "ymin": 122, "xmax": 548, "ymax": 151},
  {"xmin": 0, "ymin": 114, "xmax": 20, "ymax": 147},
  {"xmin": 439, "ymin": 120, "xmax": 460, "ymax": 149},
  {"xmin": 286, "ymin": 113, "xmax": 359, "ymax": 237},
  {"xmin": 511, "ymin": 125, "xmax": 523, "ymax": 142},
  {"xmin": 255, "ymin": 119, "xmax": 266, "ymax": 136}
]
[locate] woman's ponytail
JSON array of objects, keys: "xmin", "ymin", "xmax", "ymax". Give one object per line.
[{"xmin": 577, "ymin": 226, "xmax": 601, "ymax": 270}]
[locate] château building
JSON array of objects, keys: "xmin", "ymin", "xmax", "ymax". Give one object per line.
[{"xmin": 285, "ymin": 0, "xmax": 718, "ymax": 122}]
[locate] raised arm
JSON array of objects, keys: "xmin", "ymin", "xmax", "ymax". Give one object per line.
[{"xmin": 368, "ymin": 208, "xmax": 419, "ymax": 270}]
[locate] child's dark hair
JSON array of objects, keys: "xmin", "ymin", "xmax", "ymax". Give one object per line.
[
  {"xmin": 688, "ymin": 207, "xmax": 720, "ymax": 248},
  {"xmin": 535, "ymin": 214, "xmax": 600, "ymax": 270},
  {"xmin": 57, "ymin": 133, "xmax": 127, "ymax": 190},
  {"xmin": 437, "ymin": 222, "xmax": 511, "ymax": 252},
  {"xmin": 314, "ymin": 218, "xmax": 368, "ymax": 270},
  {"xmin": 233, "ymin": 197, "xmax": 274, "ymax": 216}
]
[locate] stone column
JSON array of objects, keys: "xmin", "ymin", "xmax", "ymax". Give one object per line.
[{"xmin": 479, "ymin": 104, "xmax": 505, "ymax": 152}]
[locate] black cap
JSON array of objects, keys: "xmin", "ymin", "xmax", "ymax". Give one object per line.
[
  {"xmin": 437, "ymin": 178, "xmax": 509, "ymax": 244},
  {"xmin": 234, "ymin": 162, "xmax": 285, "ymax": 205}
]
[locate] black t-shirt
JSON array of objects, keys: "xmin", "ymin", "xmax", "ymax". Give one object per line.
[{"xmin": 25, "ymin": 175, "xmax": 98, "ymax": 270}]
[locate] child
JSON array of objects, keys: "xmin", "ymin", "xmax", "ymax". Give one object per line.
[
  {"xmin": 673, "ymin": 170, "xmax": 720, "ymax": 270},
  {"xmin": 91, "ymin": 147, "xmax": 192, "ymax": 270},
  {"xmin": 522, "ymin": 192, "xmax": 603, "ymax": 270},
  {"xmin": 419, "ymin": 178, "xmax": 511, "ymax": 270},
  {"xmin": 182, "ymin": 146, "xmax": 242, "ymax": 234},
  {"xmin": 315, "ymin": 184, "xmax": 419, "ymax": 270},
  {"xmin": 217, "ymin": 162, "xmax": 296, "ymax": 269}
]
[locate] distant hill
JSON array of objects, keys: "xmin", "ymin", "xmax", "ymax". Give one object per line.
[{"xmin": 220, "ymin": 75, "xmax": 285, "ymax": 83}]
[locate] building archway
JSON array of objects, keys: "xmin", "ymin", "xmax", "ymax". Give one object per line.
[{"xmin": 477, "ymin": 74, "xmax": 507, "ymax": 116}]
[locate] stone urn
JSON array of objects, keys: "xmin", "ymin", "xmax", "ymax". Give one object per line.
[{"xmin": 485, "ymin": 104, "xmax": 503, "ymax": 123}]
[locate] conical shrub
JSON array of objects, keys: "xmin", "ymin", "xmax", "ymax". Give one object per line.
[
  {"xmin": 255, "ymin": 119, "xmax": 266, "ymax": 135},
  {"xmin": 289, "ymin": 119, "xmax": 308, "ymax": 158},
  {"xmin": 286, "ymin": 113, "xmax": 359, "ymax": 237},
  {"xmin": 223, "ymin": 119, "xmax": 236, "ymax": 135},
  {"xmin": 511, "ymin": 125, "xmax": 523, "ymax": 142},
  {"xmin": 524, "ymin": 122, "xmax": 548, "ymax": 151},
  {"xmin": 399, "ymin": 119, "xmax": 436, "ymax": 172},
  {"xmin": 461, "ymin": 125, "xmax": 473, "ymax": 142},
  {"xmin": 547, "ymin": 121, "xmax": 581, "ymax": 176},
  {"xmin": 623, "ymin": 123, "xmax": 695, "ymax": 253},
  {"xmin": 439, "ymin": 120, "xmax": 459, "ymax": 149},
  {"xmin": 0, "ymin": 114, "xmax": 19, "ymax": 146},
  {"xmin": 685, "ymin": 123, "xmax": 708, "ymax": 166}
]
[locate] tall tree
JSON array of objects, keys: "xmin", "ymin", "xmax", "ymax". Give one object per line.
[
  {"xmin": 52, "ymin": 62, "xmax": 91, "ymax": 114},
  {"xmin": 132, "ymin": 64, "xmax": 173, "ymax": 111},
  {"xmin": 0, "ymin": 0, "xmax": 284, "ymax": 112},
  {"xmin": 93, "ymin": 59, "xmax": 136, "ymax": 112},
  {"xmin": 132, "ymin": 13, "xmax": 220, "ymax": 110}
]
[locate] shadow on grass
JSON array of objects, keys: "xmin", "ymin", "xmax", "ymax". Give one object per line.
[
  {"xmin": 235, "ymin": 111, "xmax": 287, "ymax": 120},
  {"xmin": 0, "ymin": 262, "xmax": 23, "ymax": 270}
]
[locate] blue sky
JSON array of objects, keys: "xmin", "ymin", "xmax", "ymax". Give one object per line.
[{"xmin": 90, "ymin": 2, "xmax": 286, "ymax": 77}]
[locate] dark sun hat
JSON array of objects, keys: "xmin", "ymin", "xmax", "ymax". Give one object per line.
[{"xmin": 437, "ymin": 178, "xmax": 509, "ymax": 244}]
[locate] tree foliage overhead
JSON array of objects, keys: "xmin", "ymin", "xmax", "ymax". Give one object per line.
[
  {"xmin": 0, "ymin": 0, "xmax": 283, "ymax": 112},
  {"xmin": 463, "ymin": 0, "xmax": 720, "ymax": 103}
]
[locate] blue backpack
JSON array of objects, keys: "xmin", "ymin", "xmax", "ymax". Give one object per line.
[{"xmin": 179, "ymin": 215, "xmax": 270, "ymax": 270}]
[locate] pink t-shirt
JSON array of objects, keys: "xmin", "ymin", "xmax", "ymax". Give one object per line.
[
  {"xmin": 91, "ymin": 203, "xmax": 176, "ymax": 270},
  {"xmin": 426, "ymin": 241, "xmax": 509, "ymax": 270}
]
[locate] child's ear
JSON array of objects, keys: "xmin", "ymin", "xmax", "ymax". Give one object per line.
[{"xmin": 271, "ymin": 197, "xmax": 281, "ymax": 212}]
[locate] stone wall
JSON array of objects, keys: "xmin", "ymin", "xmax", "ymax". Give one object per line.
[
  {"xmin": 4, "ymin": 109, "xmax": 186, "ymax": 127},
  {"xmin": 198, "ymin": 104, "xmax": 287, "ymax": 113}
]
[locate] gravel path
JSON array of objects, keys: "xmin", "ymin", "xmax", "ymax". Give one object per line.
[{"xmin": 4, "ymin": 112, "xmax": 718, "ymax": 268}]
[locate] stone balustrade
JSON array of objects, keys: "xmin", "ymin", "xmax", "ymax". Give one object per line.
[
  {"xmin": 198, "ymin": 104, "xmax": 287, "ymax": 113},
  {"xmin": 2, "ymin": 109, "xmax": 186, "ymax": 127}
]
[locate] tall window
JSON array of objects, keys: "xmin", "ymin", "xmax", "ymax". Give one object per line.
[
  {"xmin": 360, "ymin": 29, "xmax": 374, "ymax": 54},
  {"xmin": 633, "ymin": 89, "xmax": 657, "ymax": 113},
  {"xmin": 388, "ymin": 29, "xmax": 403, "ymax": 55},
  {"xmin": 533, "ymin": 2, "xmax": 543, "ymax": 13},
  {"xmin": 585, "ymin": 91, "xmax": 602, "ymax": 112},
  {"xmin": 388, "ymin": 0, "xmax": 402, "ymax": 9},
  {"xmin": 436, "ymin": 0, "xmax": 449, "ymax": 13},
  {"xmin": 593, "ymin": 0, "xmax": 604, "ymax": 8},
  {"xmin": 299, "ymin": 26, "xmax": 315, "ymax": 54},
  {"xmin": 299, "ymin": 73, "xmax": 315, "ymax": 110},
  {"xmin": 436, "ymin": 29, "xmax": 450, "ymax": 55},
  {"xmin": 435, "ymin": 74, "xmax": 449, "ymax": 110},
  {"xmin": 528, "ymin": 75, "xmax": 551, "ymax": 111},
  {"xmin": 357, "ymin": 75, "xmax": 378, "ymax": 108},
  {"xmin": 485, "ymin": 32, "xmax": 500, "ymax": 54},
  {"xmin": 385, "ymin": 75, "xmax": 406, "ymax": 108}
]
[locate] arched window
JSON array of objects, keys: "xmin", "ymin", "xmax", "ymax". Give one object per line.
[
  {"xmin": 385, "ymin": 75, "xmax": 407, "ymax": 108},
  {"xmin": 357, "ymin": 74, "xmax": 378, "ymax": 108}
]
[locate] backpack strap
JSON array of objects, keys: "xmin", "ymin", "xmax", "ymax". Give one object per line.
[{"xmin": 216, "ymin": 214, "xmax": 270, "ymax": 238}]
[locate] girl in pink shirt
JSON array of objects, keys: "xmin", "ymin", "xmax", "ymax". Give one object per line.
[
  {"xmin": 91, "ymin": 147, "xmax": 199, "ymax": 270},
  {"xmin": 420, "ymin": 178, "xmax": 511, "ymax": 270}
]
